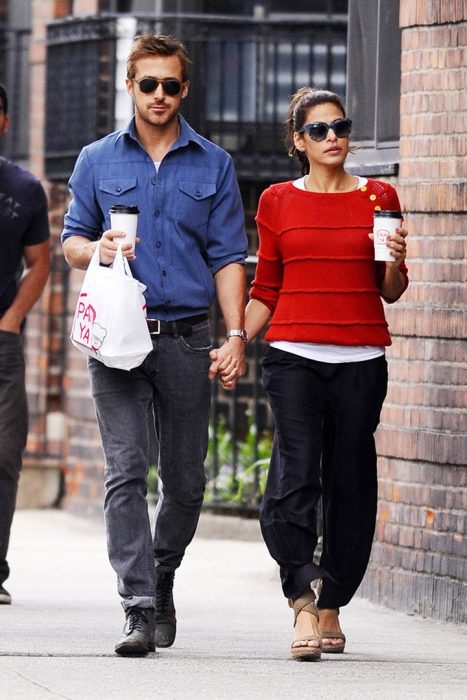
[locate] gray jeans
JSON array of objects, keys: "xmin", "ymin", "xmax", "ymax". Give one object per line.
[
  {"xmin": 0, "ymin": 330, "xmax": 28, "ymax": 587},
  {"xmin": 88, "ymin": 321, "xmax": 212, "ymax": 609}
]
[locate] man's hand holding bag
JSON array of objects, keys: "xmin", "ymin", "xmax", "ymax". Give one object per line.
[{"xmin": 70, "ymin": 243, "xmax": 152, "ymax": 371}]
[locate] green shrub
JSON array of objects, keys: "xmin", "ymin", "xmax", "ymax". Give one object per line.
[{"xmin": 205, "ymin": 411, "xmax": 272, "ymax": 505}]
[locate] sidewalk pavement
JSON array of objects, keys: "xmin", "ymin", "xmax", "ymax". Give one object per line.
[{"xmin": 1, "ymin": 509, "xmax": 466, "ymax": 700}]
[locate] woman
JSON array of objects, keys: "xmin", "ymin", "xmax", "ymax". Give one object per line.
[{"xmin": 243, "ymin": 88, "xmax": 408, "ymax": 660}]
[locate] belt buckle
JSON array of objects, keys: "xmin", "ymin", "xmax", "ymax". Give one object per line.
[{"xmin": 149, "ymin": 319, "xmax": 161, "ymax": 336}]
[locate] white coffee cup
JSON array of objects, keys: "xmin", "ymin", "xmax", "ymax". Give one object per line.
[
  {"xmin": 373, "ymin": 210, "xmax": 402, "ymax": 261},
  {"xmin": 109, "ymin": 204, "xmax": 139, "ymax": 247}
]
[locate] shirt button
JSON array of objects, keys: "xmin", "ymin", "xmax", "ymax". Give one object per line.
[
  {"xmin": 162, "ymin": 270, "xmax": 167, "ymax": 277},
  {"xmin": 370, "ymin": 194, "xmax": 377, "ymax": 201},
  {"xmin": 155, "ymin": 210, "xmax": 160, "ymax": 216},
  {"xmin": 116, "ymin": 187, "xmax": 121, "ymax": 192},
  {"xmin": 156, "ymin": 240, "xmax": 162, "ymax": 248},
  {"xmin": 195, "ymin": 191, "xmax": 201, "ymax": 198}
]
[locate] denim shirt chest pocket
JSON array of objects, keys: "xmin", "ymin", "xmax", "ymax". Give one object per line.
[
  {"xmin": 177, "ymin": 181, "xmax": 217, "ymax": 230},
  {"xmin": 98, "ymin": 177, "xmax": 138, "ymax": 222}
]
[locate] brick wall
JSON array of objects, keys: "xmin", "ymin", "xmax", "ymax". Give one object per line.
[{"xmin": 357, "ymin": 1, "xmax": 466, "ymax": 623}]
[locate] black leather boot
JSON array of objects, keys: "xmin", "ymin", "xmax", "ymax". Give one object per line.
[
  {"xmin": 155, "ymin": 571, "xmax": 176, "ymax": 647},
  {"xmin": 0, "ymin": 585, "xmax": 12, "ymax": 604},
  {"xmin": 115, "ymin": 607, "xmax": 156, "ymax": 656}
]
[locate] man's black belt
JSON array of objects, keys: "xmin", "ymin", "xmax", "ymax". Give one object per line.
[{"xmin": 147, "ymin": 313, "xmax": 208, "ymax": 337}]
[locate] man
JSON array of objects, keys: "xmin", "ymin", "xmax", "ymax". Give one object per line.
[
  {"xmin": 0, "ymin": 83, "xmax": 50, "ymax": 605},
  {"xmin": 62, "ymin": 34, "xmax": 248, "ymax": 656}
]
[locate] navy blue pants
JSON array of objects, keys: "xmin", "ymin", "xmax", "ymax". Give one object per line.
[{"xmin": 260, "ymin": 347, "xmax": 388, "ymax": 608}]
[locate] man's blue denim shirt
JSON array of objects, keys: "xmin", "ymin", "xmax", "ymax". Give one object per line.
[{"xmin": 62, "ymin": 115, "xmax": 248, "ymax": 320}]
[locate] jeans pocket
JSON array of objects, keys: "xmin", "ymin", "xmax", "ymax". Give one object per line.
[{"xmin": 178, "ymin": 323, "xmax": 212, "ymax": 353}]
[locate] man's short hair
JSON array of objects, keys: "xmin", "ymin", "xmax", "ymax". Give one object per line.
[
  {"xmin": 127, "ymin": 34, "xmax": 191, "ymax": 82},
  {"xmin": 0, "ymin": 83, "xmax": 8, "ymax": 114}
]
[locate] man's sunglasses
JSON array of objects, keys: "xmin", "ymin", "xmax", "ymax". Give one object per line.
[
  {"xmin": 133, "ymin": 77, "xmax": 183, "ymax": 96},
  {"xmin": 298, "ymin": 118, "xmax": 352, "ymax": 141}
]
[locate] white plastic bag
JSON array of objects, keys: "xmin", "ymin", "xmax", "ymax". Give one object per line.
[{"xmin": 70, "ymin": 243, "xmax": 152, "ymax": 371}]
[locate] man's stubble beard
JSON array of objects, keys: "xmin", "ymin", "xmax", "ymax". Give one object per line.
[{"xmin": 136, "ymin": 102, "xmax": 179, "ymax": 131}]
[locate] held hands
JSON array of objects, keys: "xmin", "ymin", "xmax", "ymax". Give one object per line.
[
  {"xmin": 209, "ymin": 337, "xmax": 246, "ymax": 392},
  {"xmin": 369, "ymin": 226, "xmax": 408, "ymax": 267},
  {"xmin": 99, "ymin": 230, "xmax": 139, "ymax": 265}
]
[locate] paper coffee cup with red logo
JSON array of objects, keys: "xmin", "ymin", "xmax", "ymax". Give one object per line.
[
  {"xmin": 373, "ymin": 210, "xmax": 402, "ymax": 261},
  {"xmin": 109, "ymin": 204, "xmax": 139, "ymax": 247}
]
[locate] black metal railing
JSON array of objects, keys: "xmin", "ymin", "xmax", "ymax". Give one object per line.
[
  {"xmin": 45, "ymin": 16, "xmax": 118, "ymax": 179},
  {"xmin": 207, "ymin": 256, "xmax": 273, "ymax": 515}
]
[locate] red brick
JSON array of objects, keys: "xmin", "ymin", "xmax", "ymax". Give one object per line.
[
  {"xmin": 400, "ymin": 0, "xmax": 467, "ymax": 27},
  {"xmin": 400, "ymin": 135, "xmax": 466, "ymax": 157},
  {"xmin": 397, "ymin": 181, "xmax": 467, "ymax": 211}
]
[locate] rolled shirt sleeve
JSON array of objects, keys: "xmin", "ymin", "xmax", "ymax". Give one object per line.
[
  {"xmin": 206, "ymin": 154, "xmax": 247, "ymax": 275},
  {"xmin": 62, "ymin": 148, "xmax": 102, "ymax": 242}
]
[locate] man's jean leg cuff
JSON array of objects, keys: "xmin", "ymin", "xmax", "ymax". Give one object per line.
[{"xmin": 121, "ymin": 596, "xmax": 155, "ymax": 610}]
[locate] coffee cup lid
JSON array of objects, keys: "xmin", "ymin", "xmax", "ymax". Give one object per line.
[
  {"xmin": 109, "ymin": 204, "xmax": 139, "ymax": 214},
  {"xmin": 374, "ymin": 210, "xmax": 401, "ymax": 218}
]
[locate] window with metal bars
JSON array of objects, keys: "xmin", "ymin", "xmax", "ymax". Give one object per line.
[
  {"xmin": 345, "ymin": 0, "xmax": 401, "ymax": 176},
  {"xmin": 0, "ymin": 0, "xmax": 31, "ymax": 166}
]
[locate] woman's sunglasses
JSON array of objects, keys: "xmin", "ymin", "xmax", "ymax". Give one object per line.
[
  {"xmin": 133, "ymin": 77, "xmax": 183, "ymax": 96},
  {"xmin": 298, "ymin": 118, "xmax": 352, "ymax": 141}
]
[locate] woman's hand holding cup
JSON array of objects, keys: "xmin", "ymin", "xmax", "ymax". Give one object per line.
[{"xmin": 369, "ymin": 210, "xmax": 407, "ymax": 268}]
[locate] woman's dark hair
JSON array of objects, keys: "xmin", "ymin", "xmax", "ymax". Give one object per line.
[
  {"xmin": 285, "ymin": 87, "xmax": 346, "ymax": 175},
  {"xmin": 127, "ymin": 33, "xmax": 191, "ymax": 82}
]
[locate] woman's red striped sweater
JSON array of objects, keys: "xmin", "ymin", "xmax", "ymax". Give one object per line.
[{"xmin": 250, "ymin": 178, "xmax": 409, "ymax": 346}]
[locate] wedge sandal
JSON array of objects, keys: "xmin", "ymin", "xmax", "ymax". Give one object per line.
[{"xmin": 289, "ymin": 590, "xmax": 322, "ymax": 661}]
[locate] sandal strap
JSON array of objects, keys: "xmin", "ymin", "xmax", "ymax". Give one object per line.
[
  {"xmin": 291, "ymin": 635, "xmax": 321, "ymax": 646},
  {"xmin": 320, "ymin": 630, "xmax": 346, "ymax": 641},
  {"xmin": 288, "ymin": 590, "xmax": 319, "ymax": 626}
]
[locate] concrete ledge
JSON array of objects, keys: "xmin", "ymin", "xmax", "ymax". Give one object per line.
[
  {"xmin": 196, "ymin": 511, "xmax": 262, "ymax": 542},
  {"xmin": 17, "ymin": 465, "xmax": 62, "ymax": 509}
]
